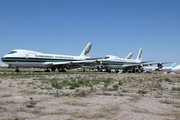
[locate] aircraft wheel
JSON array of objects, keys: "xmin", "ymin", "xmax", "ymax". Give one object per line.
[
  {"xmin": 15, "ymin": 69, "xmax": 19, "ymax": 72},
  {"xmin": 51, "ymin": 68, "xmax": 56, "ymax": 72},
  {"xmin": 45, "ymin": 69, "xmax": 50, "ymax": 72},
  {"xmin": 59, "ymin": 70, "xmax": 66, "ymax": 72}
]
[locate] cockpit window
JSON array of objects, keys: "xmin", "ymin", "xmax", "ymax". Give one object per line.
[
  {"xmin": 104, "ymin": 56, "xmax": 110, "ymax": 59},
  {"xmin": 8, "ymin": 51, "xmax": 17, "ymax": 54}
]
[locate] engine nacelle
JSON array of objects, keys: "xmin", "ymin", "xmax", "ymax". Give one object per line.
[
  {"xmin": 97, "ymin": 65, "xmax": 102, "ymax": 70},
  {"xmin": 157, "ymin": 63, "xmax": 163, "ymax": 69}
]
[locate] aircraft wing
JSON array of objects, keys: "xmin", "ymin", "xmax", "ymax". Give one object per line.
[
  {"xmin": 140, "ymin": 60, "xmax": 155, "ymax": 63},
  {"xmin": 120, "ymin": 62, "xmax": 174, "ymax": 69},
  {"xmin": 44, "ymin": 60, "xmax": 100, "ymax": 66},
  {"xmin": 85, "ymin": 57, "xmax": 103, "ymax": 60},
  {"xmin": 142, "ymin": 62, "xmax": 174, "ymax": 66}
]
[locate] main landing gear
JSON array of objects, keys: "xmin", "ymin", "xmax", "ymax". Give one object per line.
[
  {"xmin": 58, "ymin": 67, "xmax": 66, "ymax": 72},
  {"xmin": 45, "ymin": 68, "xmax": 50, "ymax": 72},
  {"xmin": 15, "ymin": 67, "xmax": 20, "ymax": 72}
]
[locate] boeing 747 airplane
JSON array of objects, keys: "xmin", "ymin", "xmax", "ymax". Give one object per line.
[
  {"xmin": 1, "ymin": 42, "xmax": 98, "ymax": 72},
  {"xmin": 81, "ymin": 52, "xmax": 133, "ymax": 71},
  {"xmin": 101, "ymin": 49, "xmax": 173, "ymax": 73}
]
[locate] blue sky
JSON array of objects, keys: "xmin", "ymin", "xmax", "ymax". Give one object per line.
[{"xmin": 0, "ymin": 0, "xmax": 180, "ymax": 66}]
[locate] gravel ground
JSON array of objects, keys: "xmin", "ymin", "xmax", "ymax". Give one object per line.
[{"xmin": 0, "ymin": 70, "xmax": 180, "ymax": 120}]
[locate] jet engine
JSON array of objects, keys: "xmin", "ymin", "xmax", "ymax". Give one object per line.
[{"xmin": 157, "ymin": 63, "xmax": 163, "ymax": 69}]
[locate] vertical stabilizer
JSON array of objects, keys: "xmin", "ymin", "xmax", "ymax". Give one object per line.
[
  {"xmin": 136, "ymin": 48, "xmax": 143, "ymax": 62},
  {"xmin": 80, "ymin": 42, "xmax": 92, "ymax": 58},
  {"xmin": 171, "ymin": 62, "xmax": 176, "ymax": 68},
  {"xmin": 126, "ymin": 52, "xmax": 133, "ymax": 59}
]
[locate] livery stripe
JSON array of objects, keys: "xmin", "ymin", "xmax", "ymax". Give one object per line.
[
  {"xmin": 102, "ymin": 61, "xmax": 139, "ymax": 65},
  {"xmin": 1, "ymin": 57, "xmax": 80, "ymax": 63}
]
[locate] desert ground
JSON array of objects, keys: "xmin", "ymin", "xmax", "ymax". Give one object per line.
[{"xmin": 0, "ymin": 68, "xmax": 180, "ymax": 120}]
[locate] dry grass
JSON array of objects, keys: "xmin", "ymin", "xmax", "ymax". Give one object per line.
[
  {"xmin": 63, "ymin": 100, "xmax": 88, "ymax": 106},
  {"xmin": 1, "ymin": 71, "xmax": 180, "ymax": 120},
  {"xmin": 129, "ymin": 94, "xmax": 142, "ymax": 102},
  {"xmin": 0, "ymin": 94, "xmax": 12, "ymax": 97},
  {"xmin": 99, "ymin": 103, "xmax": 120, "ymax": 114},
  {"xmin": 18, "ymin": 89, "xmax": 36, "ymax": 94},
  {"xmin": 159, "ymin": 99, "xmax": 180, "ymax": 108},
  {"xmin": 73, "ymin": 110, "xmax": 107, "ymax": 119}
]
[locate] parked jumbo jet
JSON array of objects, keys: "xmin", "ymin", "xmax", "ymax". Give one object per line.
[
  {"xmin": 144, "ymin": 62, "xmax": 176, "ymax": 71},
  {"xmin": 1, "ymin": 43, "xmax": 99, "ymax": 72},
  {"xmin": 101, "ymin": 48, "xmax": 173, "ymax": 73},
  {"xmin": 81, "ymin": 52, "xmax": 133, "ymax": 71}
]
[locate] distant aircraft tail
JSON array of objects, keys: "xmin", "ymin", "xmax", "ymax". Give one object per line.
[
  {"xmin": 136, "ymin": 48, "xmax": 143, "ymax": 62},
  {"xmin": 170, "ymin": 62, "xmax": 176, "ymax": 68},
  {"xmin": 80, "ymin": 42, "xmax": 92, "ymax": 58},
  {"xmin": 126, "ymin": 52, "xmax": 133, "ymax": 59}
]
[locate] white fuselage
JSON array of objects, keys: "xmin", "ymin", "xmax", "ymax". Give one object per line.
[
  {"xmin": 171, "ymin": 65, "xmax": 180, "ymax": 74},
  {"xmin": 1, "ymin": 49, "xmax": 89, "ymax": 68},
  {"xmin": 101, "ymin": 55, "xmax": 140, "ymax": 69},
  {"xmin": 144, "ymin": 67, "xmax": 172, "ymax": 71}
]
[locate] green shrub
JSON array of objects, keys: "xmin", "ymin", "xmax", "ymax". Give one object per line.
[
  {"xmin": 54, "ymin": 92, "xmax": 60, "ymax": 98},
  {"xmin": 118, "ymin": 80, "xmax": 123, "ymax": 86},
  {"xmin": 172, "ymin": 87, "xmax": 180, "ymax": 91},
  {"xmin": 75, "ymin": 90, "xmax": 90, "ymax": 97},
  {"xmin": 103, "ymin": 92, "xmax": 112, "ymax": 96},
  {"xmin": 164, "ymin": 78, "xmax": 172, "ymax": 82},
  {"xmin": 138, "ymin": 90, "xmax": 147, "ymax": 94},
  {"xmin": 104, "ymin": 83, "xmax": 109, "ymax": 88},
  {"xmin": 78, "ymin": 79, "xmax": 84, "ymax": 84},
  {"xmin": 51, "ymin": 82, "xmax": 62, "ymax": 89},
  {"xmin": 139, "ymin": 79, "xmax": 143, "ymax": 83},
  {"xmin": 113, "ymin": 84, "xmax": 119, "ymax": 90},
  {"xmin": 26, "ymin": 102, "xmax": 36, "ymax": 108},
  {"xmin": 69, "ymin": 85, "xmax": 75, "ymax": 89},
  {"xmin": 122, "ymin": 89, "xmax": 128, "ymax": 93}
]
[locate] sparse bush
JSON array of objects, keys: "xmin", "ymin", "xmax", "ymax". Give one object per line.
[
  {"xmin": 78, "ymin": 79, "xmax": 84, "ymax": 84},
  {"xmin": 139, "ymin": 79, "xmax": 143, "ymax": 83},
  {"xmin": 118, "ymin": 80, "xmax": 123, "ymax": 86},
  {"xmin": 104, "ymin": 83, "xmax": 108, "ymax": 88},
  {"xmin": 122, "ymin": 89, "xmax": 128, "ymax": 93},
  {"xmin": 1, "ymin": 94, "xmax": 12, "ymax": 97},
  {"xmin": 26, "ymin": 101, "xmax": 36, "ymax": 108},
  {"xmin": 54, "ymin": 92, "xmax": 60, "ymax": 98},
  {"xmin": 158, "ymin": 79, "xmax": 163, "ymax": 82},
  {"xmin": 52, "ymin": 82, "xmax": 62, "ymax": 89},
  {"xmin": 103, "ymin": 92, "xmax": 112, "ymax": 96},
  {"xmin": 19, "ymin": 89, "xmax": 36, "ymax": 94},
  {"xmin": 130, "ymin": 94, "xmax": 141, "ymax": 102},
  {"xmin": 90, "ymin": 87, "xmax": 97, "ymax": 92},
  {"xmin": 75, "ymin": 90, "xmax": 90, "ymax": 97},
  {"xmin": 113, "ymin": 84, "xmax": 119, "ymax": 90},
  {"xmin": 172, "ymin": 87, "xmax": 180, "ymax": 91},
  {"xmin": 69, "ymin": 85, "xmax": 75, "ymax": 89},
  {"xmin": 164, "ymin": 78, "xmax": 172, "ymax": 82},
  {"xmin": 138, "ymin": 90, "xmax": 147, "ymax": 94}
]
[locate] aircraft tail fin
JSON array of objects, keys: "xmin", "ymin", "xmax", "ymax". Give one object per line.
[
  {"xmin": 136, "ymin": 48, "xmax": 143, "ymax": 62},
  {"xmin": 80, "ymin": 42, "xmax": 92, "ymax": 58},
  {"xmin": 126, "ymin": 52, "xmax": 133, "ymax": 59},
  {"xmin": 171, "ymin": 62, "xmax": 176, "ymax": 68}
]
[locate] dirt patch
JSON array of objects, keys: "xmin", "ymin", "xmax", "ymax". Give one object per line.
[{"xmin": 0, "ymin": 70, "xmax": 180, "ymax": 120}]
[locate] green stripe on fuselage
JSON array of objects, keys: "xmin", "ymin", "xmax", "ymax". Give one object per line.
[
  {"xmin": 102, "ymin": 61, "xmax": 139, "ymax": 65},
  {"xmin": 1, "ymin": 57, "xmax": 80, "ymax": 63}
]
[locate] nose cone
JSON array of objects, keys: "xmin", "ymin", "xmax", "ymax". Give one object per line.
[
  {"xmin": 1, "ymin": 54, "xmax": 9, "ymax": 62},
  {"xmin": 1, "ymin": 56, "xmax": 5, "ymax": 62}
]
